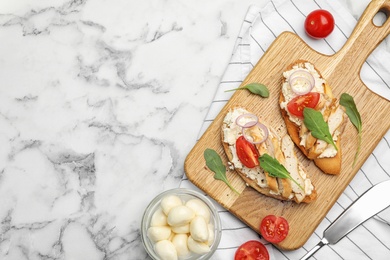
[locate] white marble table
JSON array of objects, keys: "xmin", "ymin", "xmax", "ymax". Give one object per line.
[{"xmin": 0, "ymin": 0, "xmax": 380, "ymax": 259}]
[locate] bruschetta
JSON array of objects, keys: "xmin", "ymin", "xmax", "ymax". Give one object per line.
[
  {"xmin": 279, "ymin": 60, "xmax": 347, "ymax": 175},
  {"xmin": 221, "ymin": 106, "xmax": 316, "ymax": 203}
]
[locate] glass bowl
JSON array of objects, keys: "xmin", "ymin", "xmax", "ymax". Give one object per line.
[{"xmin": 141, "ymin": 188, "xmax": 222, "ymax": 260}]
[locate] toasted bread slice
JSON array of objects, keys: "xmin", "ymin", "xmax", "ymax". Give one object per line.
[
  {"xmin": 279, "ymin": 60, "xmax": 346, "ymax": 175},
  {"xmin": 221, "ymin": 106, "xmax": 316, "ymax": 203}
]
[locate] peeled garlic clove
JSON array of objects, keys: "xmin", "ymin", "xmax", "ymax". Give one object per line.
[
  {"xmin": 187, "ymin": 236, "xmax": 210, "ymax": 254},
  {"xmin": 167, "ymin": 205, "xmax": 195, "ymax": 227},
  {"xmin": 186, "ymin": 199, "xmax": 211, "ymax": 223},
  {"xmin": 161, "ymin": 195, "xmax": 183, "ymax": 215},
  {"xmin": 154, "ymin": 240, "xmax": 178, "ymax": 260},
  {"xmin": 171, "ymin": 234, "xmax": 190, "ymax": 257},
  {"xmin": 190, "ymin": 216, "xmax": 209, "ymax": 243},
  {"xmin": 207, "ymin": 223, "xmax": 215, "ymax": 246},
  {"xmin": 171, "ymin": 223, "xmax": 190, "ymax": 234},
  {"xmin": 150, "ymin": 207, "xmax": 168, "ymax": 227},
  {"xmin": 147, "ymin": 226, "xmax": 171, "ymax": 243}
]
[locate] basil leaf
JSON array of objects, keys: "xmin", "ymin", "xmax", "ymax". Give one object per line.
[
  {"xmin": 225, "ymin": 83, "xmax": 269, "ymax": 98},
  {"xmin": 259, "ymin": 154, "xmax": 304, "ymax": 191},
  {"xmin": 340, "ymin": 93, "xmax": 362, "ymax": 132},
  {"xmin": 204, "ymin": 149, "xmax": 240, "ymax": 195},
  {"xmin": 244, "ymin": 83, "xmax": 270, "ymax": 97},
  {"xmin": 303, "ymin": 107, "xmax": 337, "ymax": 150},
  {"xmin": 340, "ymin": 93, "xmax": 362, "ymax": 167}
]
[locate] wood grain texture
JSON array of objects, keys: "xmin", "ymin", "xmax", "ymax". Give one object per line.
[{"xmin": 184, "ymin": 0, "xmax": 390, "ymax": 250}]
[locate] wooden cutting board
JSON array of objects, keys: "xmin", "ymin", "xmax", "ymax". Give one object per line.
[{"xmin": 185, "ymin": 0, "xmax": 390, "ymax": 251}]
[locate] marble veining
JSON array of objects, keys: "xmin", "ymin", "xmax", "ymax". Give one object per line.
[{"xmin": 0, "ymin": 0, "xmax": 270, "ymax": 259}]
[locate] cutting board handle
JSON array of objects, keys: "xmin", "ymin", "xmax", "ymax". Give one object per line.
[{"xmin": 335, "ymin": 0, "xmax": 390, "ymax": 74}]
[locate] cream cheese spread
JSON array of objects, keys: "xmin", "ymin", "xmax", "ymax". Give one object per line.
[{"xmin": 223, "ymin": 107, "xmax": 268, "ymax": 189}]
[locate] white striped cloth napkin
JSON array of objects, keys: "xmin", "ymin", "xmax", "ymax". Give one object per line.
[{"xmin": 180, "ymin": 0, "xmax": 390, "ymax": 259}]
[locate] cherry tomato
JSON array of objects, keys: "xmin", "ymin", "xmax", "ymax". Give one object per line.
[
  {"xmin": 260, "ymin": 215, "xmax": 289, "ymax": 243},
  {"xmin": 236, "ymin": 136, "xmax": 260, "ymax": 168},
  {"xmin": 234, "ymin": 240, "xmax": 269, "ymax": 260},
  {"xmin": 287, "ymin": 92, "xmax": 320, "ymax": 117},
  {"xmin": 304, "ymin": 9, "xmax": 334, "ymax": 39}
]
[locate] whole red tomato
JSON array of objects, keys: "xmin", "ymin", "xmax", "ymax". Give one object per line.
[{"xmin": 304, "ymin": 9, "xmax": 335, "ymax": 39}]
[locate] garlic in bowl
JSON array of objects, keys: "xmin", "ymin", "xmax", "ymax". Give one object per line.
[{"xmin": 141, "ymin": 188, "xmax": 222, "ymax": 260}]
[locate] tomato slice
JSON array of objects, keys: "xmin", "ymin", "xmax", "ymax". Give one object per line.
[
  {"xmin": 236, "ymin": 136, "xmax": 260, "ymax": 168},
  {"xmin": 234, "ymin": 240, "xmax": 269, "ymax": 260},
  {"xmin": 260, "ymin": 215, "xmax": 289, "ymax": 243},
  {"xmin": 287, "ymin": 92, "xmax": 320, "ymax": 117}
]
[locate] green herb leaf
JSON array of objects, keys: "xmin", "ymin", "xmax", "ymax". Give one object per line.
[
  {"xmin": 225, "ymin": 83, "xmax": 269, "ymax": 98},
  {"xmin": 303, "ymin": 107, "xmax": 337, "ymax": 150},
  {"xmin": 340, "ymin": 93, "xmax": 362, "ymax": 167},
  {"xmin": 340, "ymin": 93, "xmax": 362, "ymax": 132},
  {"xmin": 259, "ymin": 154, "xmax": 304, "ymax": 191},
  {"xmin": 204, "ymin": 148, "xmax": 240, "ymax": 195}
]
